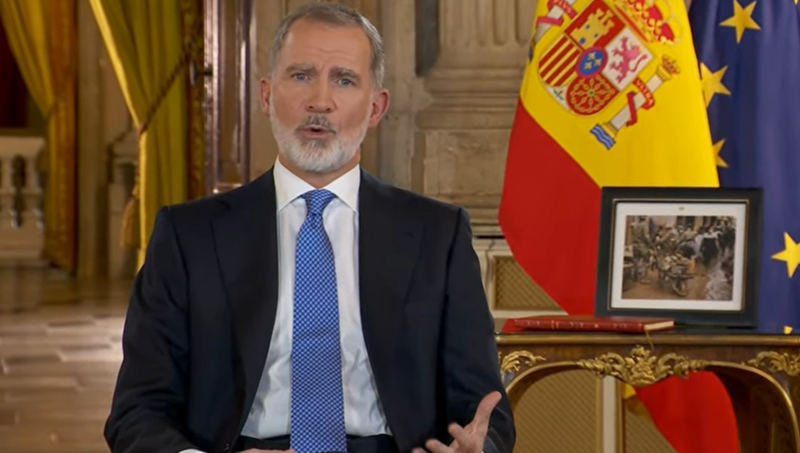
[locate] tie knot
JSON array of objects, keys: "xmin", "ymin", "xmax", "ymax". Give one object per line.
[{"xmin": 302, "ymin": 189, "xmax": 336, "ymax": 216}]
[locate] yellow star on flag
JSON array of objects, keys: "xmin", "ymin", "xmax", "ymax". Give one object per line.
[
  {"xmin": 720, "ymin": 0, "xmax": 761, "ymax": 43},
  {"xmin": 713, "ymin": 139, "xmax": 728, "ymax": 167},
  {"xmin": 772, "ymin": 232, "xmax": 800, "ymax": 278},
  {"xmin": 700, "ymin": 63, "xmax": 731, "ymax": 107}
]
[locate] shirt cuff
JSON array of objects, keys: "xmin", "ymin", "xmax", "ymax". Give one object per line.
[{"xmin": 178, "ymin": 450, "xmax": 206, "ymax": 453}]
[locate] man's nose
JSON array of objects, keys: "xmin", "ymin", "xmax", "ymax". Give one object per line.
[{"xmin": 306, "ymin": 79, "xmax": 334, "ymax": 113}]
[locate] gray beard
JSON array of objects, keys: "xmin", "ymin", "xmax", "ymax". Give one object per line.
[{"xmin": 269, "ymin": 100, "xmax": 370, "ymax": 174}]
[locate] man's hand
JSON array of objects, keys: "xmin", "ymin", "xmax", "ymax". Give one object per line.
[{"xmin": 412, "ymin": 391, "xmax": 502, "ymax": 453}]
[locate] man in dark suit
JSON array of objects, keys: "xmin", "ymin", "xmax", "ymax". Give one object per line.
[{"xmin": 104, "ymin": 3, "xmax": 515, "ymax": 453}]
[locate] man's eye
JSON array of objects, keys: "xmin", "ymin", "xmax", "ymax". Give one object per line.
[
  {"xmin": 338, "ymin": 78, "xmax": 353, "ymax": 86},
  {"xmin": 292, "ymin": 73, "xmax": 307, "ymax": 81}
]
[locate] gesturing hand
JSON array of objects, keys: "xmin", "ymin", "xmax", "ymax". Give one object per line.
[{"xmin": 412, "ymin": 391, "xmax": 502, "ymax": 453}]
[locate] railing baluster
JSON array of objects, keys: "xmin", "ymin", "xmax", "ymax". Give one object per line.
[
  {"xmin": 0, "ymin": 154, "xmax": 15, "ymax": 229},
  {"xmin": 0, "ymin": 136, "xmax": 46, "ymax": 263},
  {"xmin": 21, "ymin": 153, "xmax": 43, "ymax": 231}
]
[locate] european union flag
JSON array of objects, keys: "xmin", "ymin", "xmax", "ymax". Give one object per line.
[{"xmin": 689, "ymin": 0, "xmax": 800, "ymax": 331}]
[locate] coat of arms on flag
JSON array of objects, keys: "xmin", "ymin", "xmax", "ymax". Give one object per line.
[
  {"xmin": 533, "ymin": 0, "xmax": 682, "ymax": 149},
  {"xmin": 501, "ymin": 0, "xmax": 733, "ymax": 449}
]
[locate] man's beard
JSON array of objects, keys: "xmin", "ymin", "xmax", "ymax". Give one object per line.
[{"xmin": 269, "ymin": 98, "xmax": 371, "ymax": 174}]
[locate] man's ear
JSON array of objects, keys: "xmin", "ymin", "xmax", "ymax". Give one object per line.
[
  {"xmin": 260, "ymin": 78, "xmax": 271, "ymax": 115},
  {"xmin": 368, "ymin": 88, "xmax": 390, "ymax": 128}
]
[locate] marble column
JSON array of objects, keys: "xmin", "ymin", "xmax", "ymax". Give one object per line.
[
  {"xmin": 76, "ymin": 0, "xmax": 130, "ymax": 278},
  {"xmin": 413, "ymin": 0, "xmax": 535, "ymax": 228}
]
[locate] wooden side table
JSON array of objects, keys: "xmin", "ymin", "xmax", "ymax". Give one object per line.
[{"xmin": 496, "ymin": 332, "xmax": 800, "ymax": 453}]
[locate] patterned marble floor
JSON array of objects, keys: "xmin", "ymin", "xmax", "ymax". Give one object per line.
[{"xmin": 0, "ymin": 265, "xmax": 131, "ymax": 453}]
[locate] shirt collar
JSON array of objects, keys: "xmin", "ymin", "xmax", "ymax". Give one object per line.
[{"xmin": 274, "ymin": 157, "xmax": 360, "ymax": 213}]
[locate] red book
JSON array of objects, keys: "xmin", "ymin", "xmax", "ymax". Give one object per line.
[{"xmin": 511, "ymin": 315, "xmax": 675, "ymax": 334}]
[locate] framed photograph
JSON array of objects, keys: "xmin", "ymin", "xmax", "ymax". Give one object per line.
[{"xmin": 595, "ymin": 187, "xmax": 763, "ymax": 327}]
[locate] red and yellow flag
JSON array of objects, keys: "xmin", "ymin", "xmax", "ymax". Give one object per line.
[{"xmin": 499, "ymin": 0, "xmax": 738, "ymax": 452}]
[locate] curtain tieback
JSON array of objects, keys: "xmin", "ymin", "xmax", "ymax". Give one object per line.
[{"xmin": 121, "ymin": 17, "xmax": 204, "ymax": 251}]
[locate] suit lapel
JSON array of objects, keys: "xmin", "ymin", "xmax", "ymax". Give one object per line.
[
  {"xmin": 211, "ymin": 168, "xmax": 422, "ymax": 436},
  {"xmin": 211, "ymin": 171, "xmax": 279, "ymax": 428},
  {"xmin": 358, "ymin": 171, "xmax": 422, "ymax": 404}
]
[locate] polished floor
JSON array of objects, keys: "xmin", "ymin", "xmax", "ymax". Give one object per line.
[{"xmin": 0, "ymin": 265, "xmax": 130, "ymax": 453}]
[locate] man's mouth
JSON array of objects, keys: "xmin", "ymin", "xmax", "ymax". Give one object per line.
[{"xmin": 299, "ymin": 125, "xmax": 333, "ymax": 138}]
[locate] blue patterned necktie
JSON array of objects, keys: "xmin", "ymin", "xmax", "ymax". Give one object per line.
[{"xmin": 290, "ymin": 189, "xmax": 347, "ymax": 453}]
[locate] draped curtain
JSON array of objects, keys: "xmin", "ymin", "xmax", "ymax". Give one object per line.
[
  {"xmin": 0, "ymin": 0, "xmax": 77, "ymax": 272},
  {"xmin": 88, "ymin": 0, "xmax": 201, "ymax": 267}
]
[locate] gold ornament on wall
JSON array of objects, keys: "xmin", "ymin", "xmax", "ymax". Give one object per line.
[{"xmin": 576, "ymin": 346, "xmax": 709, "ymax": 387}]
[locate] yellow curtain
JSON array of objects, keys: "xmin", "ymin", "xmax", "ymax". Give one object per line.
[
  {"xmin": 88, "ymin": 0, "xmax": 196, "ymax": 267},
  {"xmin": 0, "ymin": 0, "xmax": 77, "ymax": 272}
]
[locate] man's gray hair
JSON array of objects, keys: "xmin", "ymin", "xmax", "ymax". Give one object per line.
[{"xmin": 268, "ymin": 2, "xmax": 385, "ymax": 89}]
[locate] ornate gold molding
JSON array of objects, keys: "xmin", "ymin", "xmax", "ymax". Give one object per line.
[
  {"xmin": 576, "ymin": 346, "xmax": 709, "ymax": 387},
  {"xmin": 747, "ymin": 351, "xmax": 800, "ymax": 377},
  {"xmin": 499, "ymin": 351, "xmax": 546, "ymax": 374}
]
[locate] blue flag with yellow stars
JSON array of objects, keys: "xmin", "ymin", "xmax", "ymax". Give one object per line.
[{"xmin": 689, "ymin": 0, "xmax": 800, "ymax": 332}]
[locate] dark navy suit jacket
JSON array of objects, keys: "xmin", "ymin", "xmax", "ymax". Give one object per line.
[{"xmin": 104, "ymin": 169, "xmax": 515, "ymax": 453}]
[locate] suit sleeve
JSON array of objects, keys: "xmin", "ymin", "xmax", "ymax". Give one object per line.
[
  {"xmin": 441, "ymin": 208, "xmax": 516, "ymax": 453},
  {"xmin": 104, "ymin": 207, "xmax": 198, "ymax": 453}
]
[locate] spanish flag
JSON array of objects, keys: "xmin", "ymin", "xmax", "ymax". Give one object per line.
[{"xmin": 499, "ymin": 0, "xmax": 738, "ymax": 452}]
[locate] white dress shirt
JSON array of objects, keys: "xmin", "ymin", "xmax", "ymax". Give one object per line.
[{"xmin": 180, "ymin": 159, "xmax": 388, "ymax": 453}]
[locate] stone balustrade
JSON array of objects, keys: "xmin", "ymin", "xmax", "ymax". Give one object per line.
[{"xmin": 0, "ymin": 135, "xmax": 45, "ymax": 262}]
